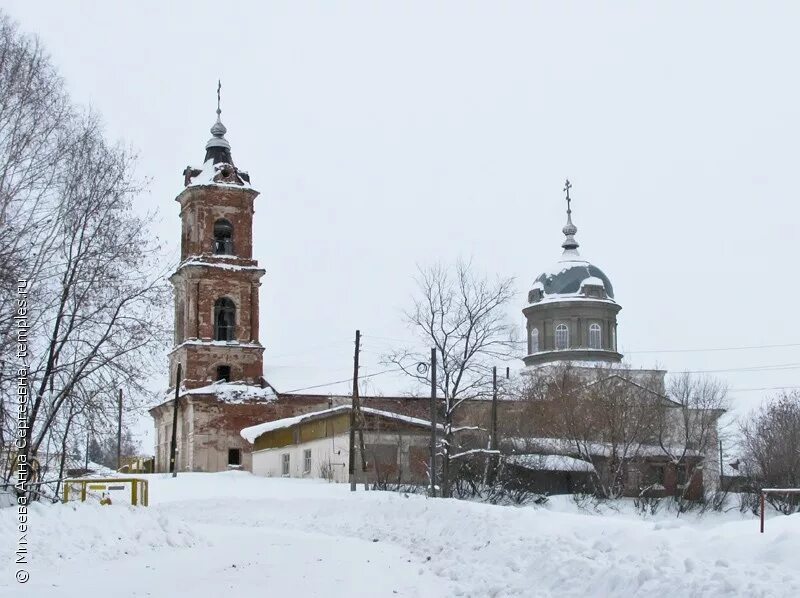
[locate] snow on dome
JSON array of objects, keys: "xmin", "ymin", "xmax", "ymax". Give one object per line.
[
  {"xmin": 581, "ymin": 276, "xmax": 605, "ymax": 288},
  {"xmin": 531, "ymin": 255, "xmax": 615, "ymax": 300}
]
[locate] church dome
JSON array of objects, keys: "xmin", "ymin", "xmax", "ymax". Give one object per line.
[
  {"xmin": 526, "ymin": 180, "xmax": 616, "ymax": 305},
  {"xmin": 533, "ymin": 254, "xmax": 614, "ymax": 299},
  {"xmin": 522, "ymin": 181, "xmax": 623, "ymax": 368}
]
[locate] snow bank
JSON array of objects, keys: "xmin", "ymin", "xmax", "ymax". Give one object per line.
[
  {"xmin": 5, "ymin": 472, "xmax": 799, "ymax": 597},
  {"xmin": 146, "ymin": 473, "xmax": 800, "ymax": 597},
  {"xmin": 0, "ymin": 499, "xmax": 200, "ymax": 572}
]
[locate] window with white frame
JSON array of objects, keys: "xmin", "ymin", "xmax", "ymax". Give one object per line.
[
  {"xmin": 530, "ymin": 328, "xmax": 539, "ymax": 353},
  {"xmin": 589, "ymin": 323, "xmax": 602, "ymax": 349},
  {"xmin": 555, "ymin": 323, "xmax": 569, "ymax": 350},
  {"xmin": 281, "ymin": 453, "xmax": 290, "ymax": 476},
  {"xmin": 303, "ymin": 449, "xmax": 312, "ymax": 474}
]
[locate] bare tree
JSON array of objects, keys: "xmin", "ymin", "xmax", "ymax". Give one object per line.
[
  {"xmin": 656, "ymin": 373, "xmax": 728, "ymax": 509},
  {"xmin": 0, "ymin": 13, "xmax": 169, "ymax": 498},
  {"xmin": 0, "ymin": 12, "xmax": 71, "ymax": 354},
  {"xmin": 740, "ymin": 390, "xmax": 800, "ymax": 514},
  {"xmin": 385, "ymin": 260, "xmax": 516, "ymax": 497},
  {"xmin": 513, "ymin": 363, "xmax": 665, "ymax": 499}
]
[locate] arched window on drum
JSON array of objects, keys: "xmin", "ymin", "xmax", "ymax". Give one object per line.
[
  {"xmin": 555, "ymin": 323, "xmax": 569, "ymax": 350},
  {"xmin": 530, "ymin": 328, "xmax": 539, "ymax": 353},
  {"xmin": 589, "ymin": 323, "xmax": 602, "ymax": 349}
]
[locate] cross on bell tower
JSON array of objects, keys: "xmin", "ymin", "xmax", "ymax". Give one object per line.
[{"xmin": 169, "ymin": 85, "xmax": 265, "ymax": 390}]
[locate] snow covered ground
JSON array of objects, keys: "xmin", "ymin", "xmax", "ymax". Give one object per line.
[{"xmin": 2, "ymin": 472, "xmax": 799, "ymax": 597}]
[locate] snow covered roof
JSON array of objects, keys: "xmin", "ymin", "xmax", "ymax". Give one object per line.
[
  {"xmin": 151, "ymin": 381, "xmax": 277, "ymax": 410},
  {"xmin": 522, "ymin": 356, "xmax": 627, "ymax": 369},
  {"xmin": 168, "ymin": 339, "xmax": 264, "ymax": 353},
  {"xmin": 504, "ymin": 437, "xmax": 701, "ymax": 460},
  {"xmin": 175, "ymin": 257, "xmax": 265, "ymax": 273},
  {"xmin": 240, "ymin": 406, "xmax": 442, "ymax": 444},
  {"xmin": 505, "ymin": 453, "xmax": 596, "ymax": 473},
  {"xmin": 183, "ymin": 381, "xmax": 277, "ymax": 403},
  {"xmin": 183, "ymin": 159, "xmax": 254, "ymax": 190}
]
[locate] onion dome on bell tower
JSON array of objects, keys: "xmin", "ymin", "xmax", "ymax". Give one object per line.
[
  {"xmin": 182, "ymin": 81, "xmax": 251, "ymax": 187},
  {"xmin": 205, "ymin": 81, "xmax": 234, "ymax": 165}
]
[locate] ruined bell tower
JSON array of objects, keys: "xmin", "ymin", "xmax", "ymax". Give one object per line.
[{"xmin": 168, "ymin": 91, "xmax": 266, "ymax": 390}]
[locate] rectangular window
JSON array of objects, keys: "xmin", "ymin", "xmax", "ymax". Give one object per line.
[
  {"xmin": 303, "ymin": 449, "xmax": 312, "ymax": 474},
  {"xmin": 228, "ymin": 448, "xmax": 241, "ymax": 466},
  {"xmin": 281, "ymin": 453, "xmax": 290, "ymax": 476}
]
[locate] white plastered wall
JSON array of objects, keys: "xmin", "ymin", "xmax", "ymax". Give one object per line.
[{"xmin": 252, "ymin": 434, "xmax": 350, "ymax": 483}]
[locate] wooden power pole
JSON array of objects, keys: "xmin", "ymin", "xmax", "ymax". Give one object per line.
[
  {"xmin": 169, "ymin": 363, "xmax": 182, "ymax": 477},
  {"xmin": 117, "ymin": 388, "xmax": 123, "ymax": 472},
  {"xmin": 429, "ymin": 347, "xmax": 437, "ymax": 497},
  {"xmin": 488, "ymin": 366, "xmax": 498, "ymax": 484},
  {"xmin": 349, "ymin": 330, "xmax": 361, "ymax": 491}
]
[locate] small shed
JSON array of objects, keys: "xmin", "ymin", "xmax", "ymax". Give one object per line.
[
  {"xmin": 503, "ymin": 453, "xmax": 597, "ymax": 495},
  {"xmin": 241, "ymin": 406, "xmax": 440, "ymax": 486}
]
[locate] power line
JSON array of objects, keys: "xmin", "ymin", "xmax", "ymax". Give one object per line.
[
  {"xmin": 267, "ymin": 340, "xmax": 353, "ymax": 360},
  {"xmin": 280, "ymin": 367, "xmax": 404, "ymax": 394},
  {"xmin": 625, "ymin": 342, "xmax": 800, "ymax": 354},
  {"xmin": 361, "ymin": 334, "xmax": 417, "ymax": 344},
  {"xmin": 671, "ymin": 362, "xmax": 800, "ymax": 375},
  {"xmin": 728, "ymin": 385, "xmax": 800, "ymax": 393},
  {"xmin": 508, "ymin": 339, "xmax": 800, "ymax": 354}
]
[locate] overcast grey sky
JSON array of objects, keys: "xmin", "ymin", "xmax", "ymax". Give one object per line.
[{"xmin": 6, "ymin": 1, "xmax": 800, "ymax": 447}]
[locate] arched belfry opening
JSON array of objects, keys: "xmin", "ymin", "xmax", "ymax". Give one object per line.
[
  {"xmin": 214, "ymin": 297, "xmax": 236, "ymax": 341},
  {"xmin": 213, "ymin": 218, "xmax": 234, "ymax": 255},
  {"xmin": 216, "ymin": 364, "xmax": 232, "ymax": 382}
]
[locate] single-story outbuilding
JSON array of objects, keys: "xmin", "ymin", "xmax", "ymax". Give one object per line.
[
  {"xmin": 503, "ymin": 453, "xmax": 597, "ymax": 495},
  {"xmin": 241, "ymin": 405, "xmax": 441, "ymax": 486}
]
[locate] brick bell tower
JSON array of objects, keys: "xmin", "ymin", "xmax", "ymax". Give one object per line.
[{"xmin": 168, "ymin": 92, "xmax": 266, "ymax": 391}]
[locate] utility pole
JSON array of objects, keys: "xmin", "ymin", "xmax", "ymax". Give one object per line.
[
  {"xmin": 491, "ymin": 366, "xmax": 498, "ymax": 451},
  {"xmin": 84, "ymin": 417, "xmax": 91, "ymax": 471},
  {"xmin": 169, "ymin": 363, "xmax": 182, "ymax": 477},
  {"xmin": 429, "ymin": 347, "xmax": 437, "ymax": 497},
  {"xmin": 349, "ymin": 330, "xmax": 360, "ymax": 491},
  {"xmin": 488, "ymin": 366, "xmax": 498, "ymax": 485},
  {"xmin": 117, "ymin": 389, "xmax": 123, "ymax": 472}
]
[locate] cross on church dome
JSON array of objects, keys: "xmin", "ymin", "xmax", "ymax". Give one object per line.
[{"xmin": 561, "ymin": 178, "xmax": 579, "ymax": 253}]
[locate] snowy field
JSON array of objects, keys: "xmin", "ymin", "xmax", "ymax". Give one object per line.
[{"xmin": 2, "ymin": 472, "xmax": 799, "ymax": 597}]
